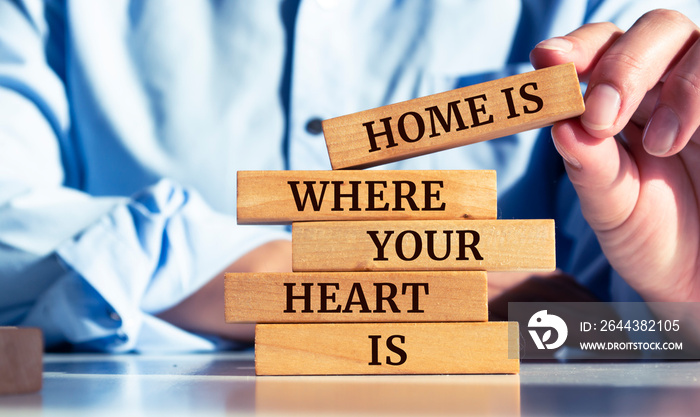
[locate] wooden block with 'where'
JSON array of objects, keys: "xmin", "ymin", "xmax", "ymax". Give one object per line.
[
  {"xmin": 292, "ymin": 219, "xmax": 555, "ymax": 272},
  {"xmin": 225, "ymin": 271, "xmax": 487, "ymax": 323},
  {"xmin": 255, "ymin": 322, "xmax": 519, "ymax": 375},
  {"xmin": 0, "ymin": 327, "xmax": 42, "ymax": 395},
  {"xmin": 237, "ymin": 170, "xmax": 496, "ymax": 224},
  {"xmin": 323, "ymin": 63, "xmax": 584, "ymax": 169}
]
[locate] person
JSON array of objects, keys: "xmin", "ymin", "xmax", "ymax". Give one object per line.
[{"xmin": 0, "ymin": 0, "xmax": 698, "ymax": 352}]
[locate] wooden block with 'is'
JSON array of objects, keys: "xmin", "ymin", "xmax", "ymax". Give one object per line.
[
  {"xmin": 292, "ymin": 219, "xmax": 555, "ymax": 272},
  {"xmin": 255, "ymin": 322, "xmax": 519, "ymax": 375},
  {"xmin": 323, "ymin": 63, "xmax": 584, "ymax": 169},
  {"xmin": 224, "ymin": 271, "xmax": 487, "ymax": 323},
  {"xmin": 0, "ymin": 327, "xmax": 42, "ymax": 395},
  {"xmin": 236, "ymin": 170, "xmax": 496, "ymax": 224}
]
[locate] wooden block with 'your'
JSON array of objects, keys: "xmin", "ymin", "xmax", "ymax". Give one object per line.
[
  {"xmin": 323, "ymin": 63, "xmax": 584, "ymax": 169},
  {"xmin": 236, "ymin": 170, "xmax": 496, "ymax": 224},
  {"xmin": 292, "ymin": 219, "xmax": 555, "ymax": 272},
  {"xmin": 0, "ymin": 327, "xmax": 42, "ymax": 395},
  {"xmin": 224, "ymin": 271, "xmax": 487, "ymax": 323},
  {"xmin": 255, "ymin": 322, "xmax": 519, "ymax": 375}
]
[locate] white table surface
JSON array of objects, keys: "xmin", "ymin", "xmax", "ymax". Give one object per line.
[{"xmin": 1, "ymin": 352, "xmax": 699, "ymax": 416}]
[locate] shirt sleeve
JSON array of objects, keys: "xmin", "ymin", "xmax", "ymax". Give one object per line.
[
  {"xmin": 0, "ymin": 0, "xmax": 289, "ymax": 352},
  {"xmin": 18, "ymin": 179, "xmax": 289, "ymax": 352}
]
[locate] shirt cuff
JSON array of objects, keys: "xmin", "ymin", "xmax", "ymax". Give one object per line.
[{"xmin": 27, "ymin": 179, "xmax": 289, "ymax": 351}]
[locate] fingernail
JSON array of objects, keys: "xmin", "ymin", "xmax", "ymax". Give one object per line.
[
  {"xmin": 535, "ymin": 37, "xmax": 574, "ymax": 53},
  {"xmin": 643, "ymin": 105, "xmax": 679, "ymax": 156},
  {"xmin": 581, "ymin": 83, "xmax": 621, "ymax": 131},
  {"xmin": 551, "ymin": 130, "xmax": 582, "ymax": 170}
]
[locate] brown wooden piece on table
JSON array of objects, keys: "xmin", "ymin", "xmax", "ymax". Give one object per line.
[
  {"xmin": 255, "ymin": 322, "xmax": 519, "ymax": 375},
  {"xmin": 0, "ymin": 327, "xmax": 42, "ymax": 395},
  {"xmin": 224, "ymin": 271, "xmax": 487, "ymax": 323},
  {"xmin": 323, "ymin": 63, "xmax": 584, "ymax": 169},
  {"xmin": 292, "ymin": 219, "xmax": 555, "ymax": 272},
  {"xmin": 237, "ymin": 170, "xmax": 496, "ymax": 224}
]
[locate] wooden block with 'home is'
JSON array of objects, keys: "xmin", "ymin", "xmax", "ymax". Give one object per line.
[
  {"xmin": 323, "ymin": 63, "xmax": 584, "ymax": 169},
  {"xmin": 0, "ymin": 327, "xmax": 42, "ymax": 395},
  {"xmin": 255, "ymin": 322, "xmax": 519, "ymax": 375},
  {"xmin": 292, "ymin": 219, "xmax": 555, "ymax": 272},
  {"xmin": 237, "ymin": 170, "xmax": 496, "ymax": 224},
  {"xmin": 224, "ymin": 271, "xmax": 487, "ymax": 323}
]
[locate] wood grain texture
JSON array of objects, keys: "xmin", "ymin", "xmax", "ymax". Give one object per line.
[
  {"xmin": 237, "ymin": 170, "xmax": 496, "ymax": 224},
  {"xmin": 0, "ymin": 327, "xmax": 42, "ymax": 395},
  {"xmin": 224, "ymin": 271, "xmax": 487, "ymax": 323},
  {"xmin": 255, "ymin": 322, "xmax": 519, "ymax": 375},
  {"xmin": 323, "ymin": 63, "xmax": 584, "ymax": 169},
  {"xmin": 292, "ymin": 220, "xmax": 555, "ymax": 272}
]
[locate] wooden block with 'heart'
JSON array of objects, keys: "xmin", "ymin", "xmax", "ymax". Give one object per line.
[{"xmin": 224, "ymin": 271, "xmax": 487, "ymax": 323}]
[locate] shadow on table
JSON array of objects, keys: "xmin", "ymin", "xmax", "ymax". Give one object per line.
[{"xmin": 41, "ymin": 353, "xmax": 256, "ymax": 377}]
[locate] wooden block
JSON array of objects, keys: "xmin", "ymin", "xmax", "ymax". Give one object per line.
[
  {"xmin": 225, "ymin": 271, "xmax": 487, "ymax": 323},
  {"xmin": 255, "ymin": 322, "xmax": 519, "ymax": 375},
  {"xmin": 237, "ymin": 170, "xmax": 496, "ymax": 224},
  {"xmin": 0, "ymin": 327, "xmax": 42, "ymax": 395},
  {"xmin": 255, "ymin": 374, "xmax": 520, "ymax": 415},
  {"xmin": 292, "ymin": 219, "xmax": 555, "ymax": 272},
  {"xmin": 323, "ymin": 63, "xmax": 584, "ymax": 169}
]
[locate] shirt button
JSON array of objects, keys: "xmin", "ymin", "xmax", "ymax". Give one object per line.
[
  {"xmin": 305, "ymin": 118, "xmax": 324, "ymax": 135},
  {"xmin": 108, "ymin": 309, "xmax": 121, "ymax": 322}
]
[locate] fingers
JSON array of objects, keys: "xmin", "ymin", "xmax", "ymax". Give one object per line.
[
  {"xmin": 643, "ymin": 36, "xmax": 700, "ymax": 156},
  {"xmin": 532, "ymin": 9, "xmax": 700, "ymax": 153},
  {"xmin": 583, "ymin": 10, "xmax": 698, "ymax": 137},
  {"xmin": 530, "ymin": 21, "xmax": 623, "ymax": 77},
  {"xmin": 551, "ymin": 120, "xmax": 640, "ymax": 232}
]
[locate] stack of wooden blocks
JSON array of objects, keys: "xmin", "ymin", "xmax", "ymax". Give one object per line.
[{"xmin": 226, "ymin": 63, "xmax": 584, "ymax": 375}]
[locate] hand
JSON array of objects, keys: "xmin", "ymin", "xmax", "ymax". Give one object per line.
[
  {"xmin": 157, "ymin": 239, "xmax": 292, "ymax": 342},
  {"xmin": 530, "ymin": 9, "xmax": 700, "ymax": 302}
]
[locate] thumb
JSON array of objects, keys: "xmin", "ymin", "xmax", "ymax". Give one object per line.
[{"xmin": 551, "ymin": 119, "xmax": 640, "ymax": 232}]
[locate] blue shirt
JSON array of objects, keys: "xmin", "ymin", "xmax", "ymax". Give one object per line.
[{"xmin": 1, "ymin": 0, "xmax": 698, "ymax": 352}]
